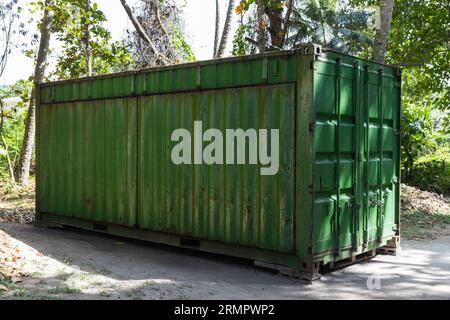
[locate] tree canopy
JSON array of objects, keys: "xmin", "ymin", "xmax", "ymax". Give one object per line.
[{"xmin": 0, "ymin": 0, "xmax": 447, "ymax": 192}]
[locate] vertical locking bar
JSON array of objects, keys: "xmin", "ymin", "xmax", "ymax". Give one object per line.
[
  {"xmin": 363, "ymin": 64, "xmax": 370, "ymax": 247},
  {"xmin": 334, "ymin": 58, "xmax": 342, "ymax": 255},
  {"xmin": 352, "ymin": 61, "xmax": 360, "ymax": 252},
  {"xmin": 377, "ymin": 67, "xmax": 384, "ymax": 242}
]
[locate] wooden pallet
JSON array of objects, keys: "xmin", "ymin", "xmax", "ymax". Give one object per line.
[
  {"xmin": 377, "ymin": 236, "xmax": 401, "ymax": 256},
  {"xmin": 253, "ymin": 260, "xmax": 321, "ymax": 283},
  {"xmin": 377, "ymin": 246, "xmax": 400, "ymax": 255},
  {"xmin": 325, "ymin": 249, "xmax": 377, "ymax": 271}
]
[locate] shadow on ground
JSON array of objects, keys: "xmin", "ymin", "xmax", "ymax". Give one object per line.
[{"xmin": 1, "ymin": 223, "xmax": 449, "ymax": 300}]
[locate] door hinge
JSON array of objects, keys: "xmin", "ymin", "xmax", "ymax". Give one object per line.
[{"xmin": 309, "ymin": 122, "xmax": 316, "ymax": 132}]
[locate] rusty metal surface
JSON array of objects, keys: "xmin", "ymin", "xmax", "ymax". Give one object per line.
[
  {"xmin": 137, "ymin": 84, "xmax": 295, "ymax": 252},
  {"xmin": 36, "ymin": 47, "xmax": 401, "ymax": 272}
]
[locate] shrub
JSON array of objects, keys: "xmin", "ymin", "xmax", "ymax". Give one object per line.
[{"xmin": 408, "ymin": 147, "xmax": 450, "ymax": 194}]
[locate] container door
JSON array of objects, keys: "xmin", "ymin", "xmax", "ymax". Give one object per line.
[
  {"xmin": 313, "ymin": 57, "xmax": 400, "ymax": 258},
  {"xmin": 312, "ymin": 59, "xmax": 360, "ymax": 255},
  {"xmin": 137, "ymin": 84, "xmax": 296, "ymax": 253},
  {"xmin": 361, "ymin": 66, "xmax": 400, "ymax": 246}
]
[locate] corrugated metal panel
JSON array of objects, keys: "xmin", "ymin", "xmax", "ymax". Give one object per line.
[
  {"xmin": 38, "ymin": 98, "xmax": 137, "ymax": 226},
  {"xmin": 138, "ymin": 84, "xmax": 295, "ymax": 252},
  {"xmin": 39, "ymin": 53, "xmax": 298, "ymax": 104}
]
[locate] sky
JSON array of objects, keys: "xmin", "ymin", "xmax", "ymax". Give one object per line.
[{"xmin": 1, "ymin": 0, "xmax": 237, "ymax": 86}]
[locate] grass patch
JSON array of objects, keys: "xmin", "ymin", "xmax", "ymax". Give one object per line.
[
  {"xmin": 126, "ymin": 288, "xmax": 145, "ymax": 300},
  {"xmin": 99, "ymin": 290, "xmax": 112, "ymax": 297},
  {"xmin": 63, "ymin": 257, "xmax": 72, "ymax": 265},
  {"xmin": 0, "ymin": 276, "xmax": 80, "ymax": 299},
  {"xmin": 401, "ymin": 210, "xmax": 450, "ymax": 240},
  {"xmin": 47, "ymin": 285, "xmax": 82, "ymax": 295},
  {"xmin": 0, "ymin": 276, "xmax": 14, "ymax": 290},
  {"xmin": 9, "ymin": 288, "xmax": 55, "ymax": 300},
  {"xmin": 82, "ymin": 263, "xmax": 112, "ymax": 276},
  {"xmin": 12, "ymin": 288, "xmax": 36, "ymax": 299}
]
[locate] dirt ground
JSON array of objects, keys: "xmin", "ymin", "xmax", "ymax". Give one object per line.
[
  {"xmin": 1, "ymin": 184, "xmax": 449, "ymax": 299},
  {"xmin": 0, "ymin": 222, "xmax": 449, "ymax": 300}
]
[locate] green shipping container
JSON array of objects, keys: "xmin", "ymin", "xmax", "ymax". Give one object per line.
[{"xmin": 36, "ymin": 44, "xmax": 401, "ymax": 280}]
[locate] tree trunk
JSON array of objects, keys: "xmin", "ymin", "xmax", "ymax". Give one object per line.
[
  {"xmin": 216, "ymin": 0, "xmax": 236, "ymax": 58},
  {"xmin": 256, "ymin": 0, "xmax": 265, "ymax": 53},
  {"xmin": 120, "ymin": 0, "xmax": 168, "ymax": 65},
  {"xmin": 372, "ymin": 0, "xmax": 394, "ymax": 63},
  {"xmin": 83, "ymin": 0, "xmax": 92, "ymax": 76},
  {"xmin": 213, "ymin": 0, "xmax": 220, "ymax": 57},
  {"xmin": 151, "ymin": 0, "xmax": 169, "ymax": 39},
  {"xmin": 266, "ymin": 8, "xmax": 284, "ymax": 49},
  {"xmin": 17, "ymin": 0, "xmax": 54, "ymax": 185},
  {"xmin": 281, "ymin": 0, "xmax": 293, "ymax": 48},
  {"xmin": 0, "ymin": 3, "xmax": 15, "ymax": 78}
]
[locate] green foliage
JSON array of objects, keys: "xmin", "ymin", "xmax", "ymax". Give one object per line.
[
  {"xmin": 0, "ymin": 80, "xmax": 32, "ymax": 182},
  {"xmin": 170, "ymin": 25, "xmax": 196, "ymax": 63},
  {"xmin": 54, "ymin": 39, "xmax": 133, "ymax": 79},
  {"xmin": 400, "ymin": 80, "xmax": 449, "ymax": 193},
  {"xmin": 400, "ymin": 96, "xmax": 434, "ymax": 174},
  {"xmin": 29, "ymin": 0, "xmax": 134, "ymax": 79},
  {"xmin": 388, "ymin": 0, "xmax": 449, "ymax": 88},
  {"xmin": 388, "ymin": 0, "xmax": 449, "ymax": 124},
  {"xmin": 234, "ymin": 0, "xmax": 376, "ymax": 55},
  {"xmin": 232, "ymin": 20, "xmax": 256, "ymax": 56},
  {"xmin": 400, "ymin": 84, "xmax": 449, "ymax": 194},
  {"xmin": 236, "ymin": 0, "xmax": 287, "ymax": 13},
  {"xmin": 54, "ymin": 0, "xmax": 133, "ymax": 79},
  {"xmin": 408, "ymin": 147, "xmax": 450, "ymax": 194},
  {"xmin": 288, "ymin": 0, "xmax": 376, "ymax": 54},
  {"xmin": 390, "ymin": 0, "xmax": 449, "ymax": 192}
]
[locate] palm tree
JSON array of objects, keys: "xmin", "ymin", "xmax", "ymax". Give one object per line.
[
  {"xmin": 286, "ymin": 0, "xmax": 375, "ymax": 55},
  {"xmin": 215, "ymin": 0, "xmax": 237, "ymax": 58}
]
